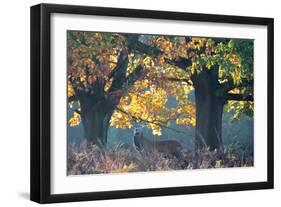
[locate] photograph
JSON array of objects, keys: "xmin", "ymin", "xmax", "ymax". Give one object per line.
[{"xmin": 66, "ymin": 31, "xmax": 254, "ymax": 175}]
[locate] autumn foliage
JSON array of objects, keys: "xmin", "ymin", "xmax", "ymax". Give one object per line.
[{"xmin": 67, "ymin": 31, "xmax": 253, "ymax": 150}]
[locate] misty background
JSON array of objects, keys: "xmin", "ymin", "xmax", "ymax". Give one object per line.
[{"xmin": 67, "ymin": 92, "xmax": 253, "ymax": 152}]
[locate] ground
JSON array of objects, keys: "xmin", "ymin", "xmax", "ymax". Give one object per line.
[{"xmin": 67, "ymin": 140, "xmax": 253, "ymax": 175}]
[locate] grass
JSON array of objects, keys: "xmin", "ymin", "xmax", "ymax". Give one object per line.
[{"xmin": 67, "ymin": 140, "xmax": 253, "ymax": 175}]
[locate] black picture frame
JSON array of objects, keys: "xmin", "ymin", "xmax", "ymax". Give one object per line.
[{"xmin": 30, "ymin": 3, "xmax": 274, "ymax": 204}]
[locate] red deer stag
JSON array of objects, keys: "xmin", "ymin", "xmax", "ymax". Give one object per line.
[{"xmin": 133, "ymin": 124, "xmax": 182, "ymax": 158}]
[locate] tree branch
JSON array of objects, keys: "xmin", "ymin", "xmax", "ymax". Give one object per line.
[
  {"xmin": 162, "ymin": 77, "xmax": 193, "ymax": 86},
  {"xmin": 131, "ymin": 41, "xmax": 163, "ymax": 57},
  {"xmin": 106, "ymin": 65, "xmax": 144, "ymax": 106},
  {"xmin": 226, "ymin": 93, "xmax": 253, "ymax": 101},
  {"xmin": 164, "ymin": 57, "xmax": 192, "ymax": 71},
  {"xmin": 116, "ymin": 107, "xmax": 185, "ymax": 134},
  {"xmin": 221, "ymin": 79, "xmax": 254, "ymax": 92},
  {"xmin": 127, "ymin": 39, "xmax": 193, "ymax": 73},
  {"xmin": 108, "ymin": 34, "xmax": 142, "ymax": 81},
  {"xmin": 108, "ymin": 49, "xmax": 129, "ymax": 93},
  {"xmin": 126, "ymin": 65, "xmax": 143, "ymax": 86}
]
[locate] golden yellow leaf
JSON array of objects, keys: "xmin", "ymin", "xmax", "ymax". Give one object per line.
[
  {"xmin": 68, "ymin": 112, "xmax": 81, "ymax": 127},
  {"xmin": 67, "ymin": 81, "xmax": 75, "ymax": 97}
]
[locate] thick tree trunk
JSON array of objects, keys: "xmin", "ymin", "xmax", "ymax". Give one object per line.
[
  {"xmin": 79, "ymin": 95, "xmax": 115, "ymax": 147},
  {"xmin": 69, "ymin": 43, "xmax": 142, "ymax": 147},
  {"xmin": 193, "ymin": 67, "xmax": 225, "ymax": 150},
  {"xmin": 81, "ymin": 106, "xmax": 113, "ymax": 146}
]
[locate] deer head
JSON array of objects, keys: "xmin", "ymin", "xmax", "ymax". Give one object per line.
[{"xmin": 133, "ymin": 123, "xmax": 143, "ymax": 137}]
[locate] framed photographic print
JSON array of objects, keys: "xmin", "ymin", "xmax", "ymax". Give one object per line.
[{"xmin": 30, "ymin": 3, "xmax": 274, "ymax": 203}]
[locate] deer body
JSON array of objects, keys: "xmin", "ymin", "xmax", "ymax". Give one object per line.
[{"xmin": 133, "ymin": 124, "xmax": 182, "ymax": 158}]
